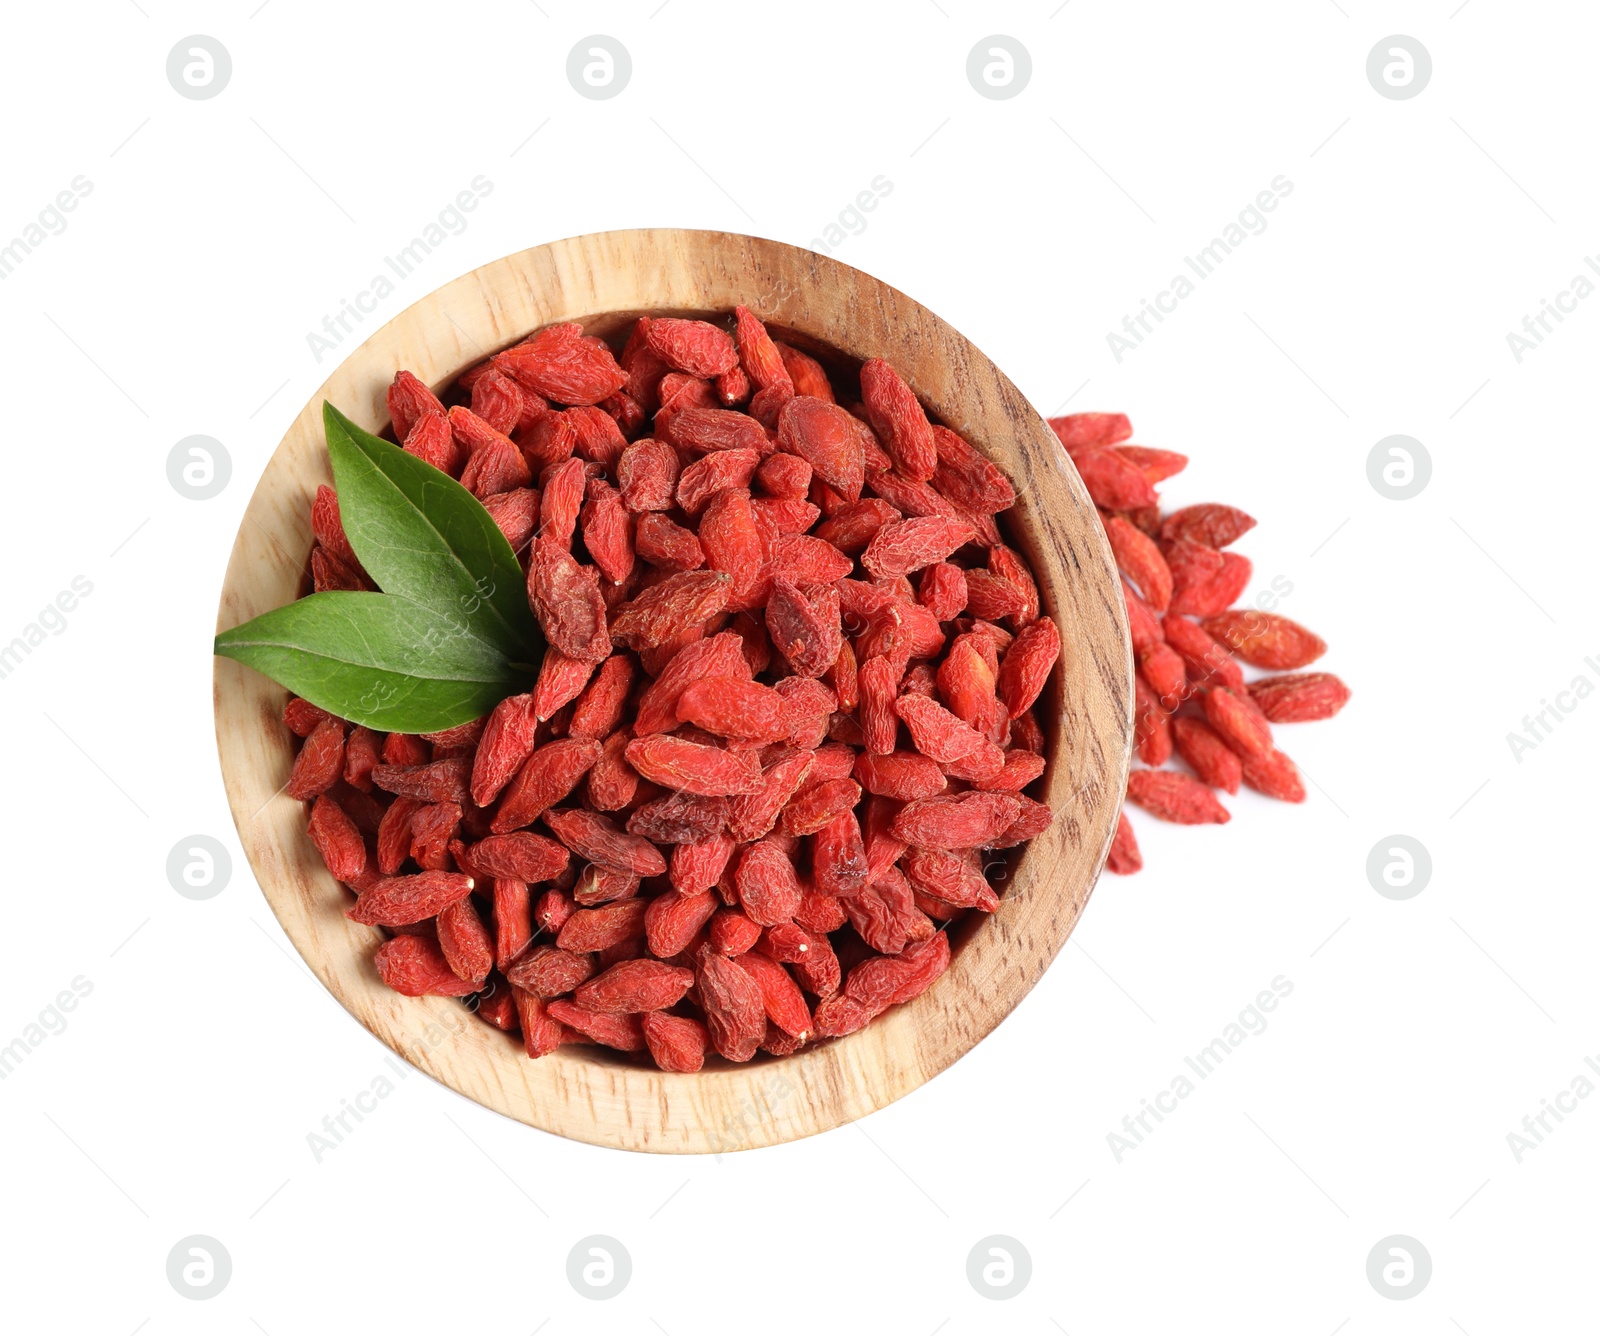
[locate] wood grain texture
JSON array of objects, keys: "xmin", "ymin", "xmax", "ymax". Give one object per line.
[{"xmin": 213, "ymin": 229, "xmax": 1132, "ymax": 1153}]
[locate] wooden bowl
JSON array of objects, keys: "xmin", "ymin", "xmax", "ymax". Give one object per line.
[{"xmin": 213, "ymin": 229, "xmax": 1131, "ymax": 1153}]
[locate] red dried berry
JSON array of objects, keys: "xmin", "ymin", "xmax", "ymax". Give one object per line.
[
  {"xmin": 644, "ymin": 317, "xmax": 739, "ymax": 378},
  {"xmin": 1202, "ymin": 687, "xmax": 1274, "ymax": 758},
  {"xmin": 1239, "ymin": 748, "xmax": 1307, "ymax": 803},
  {"xmin": 1172, "ymin": 717, "xmax": 1242, "ymax": 794},
  {"xmin": 1200, "ymin": 611, "xmax": 1328, "ymax": 670},
  {"xmin": 575, "ymin": 959, "xmax": 694, "ymax": 1014},
  {"xmin": 1106, "ymin": 810, "xmax": 1143, "ymax": 875},
  {"xmin": 1047, "ymin": 412, "xmax": 1131, "ymax": 451},
  {"xmin": 1245, "ymin": 672, "xmax": 1351, "ymax": 722},
  {"xmin": 1125, "ymin": 770, "xmax": 1231, "ymax": 824},
  {"xmin": 1160, "ymin": 503, "xmax": 1257, "ymax": 549},
  {"xmin": 697, "ymin": 950, "xmax": 766, "ymax": 1062},
  {"xmin": 375, "ymin": 935, "xmax": 479, "ymax": 998},
  {"xmin": 348, "ymin": 871, "xmax": 475, "ymax": 926}
]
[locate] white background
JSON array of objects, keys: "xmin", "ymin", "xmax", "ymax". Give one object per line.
[{"xmin": 1, "ymin": 1, "xmax": 1595, "ymax": 1331}]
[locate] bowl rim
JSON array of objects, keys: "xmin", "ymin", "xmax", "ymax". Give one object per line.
[{"xmin": 212, "ymin": 227, "xmax": 1132, "ymax": 1153}]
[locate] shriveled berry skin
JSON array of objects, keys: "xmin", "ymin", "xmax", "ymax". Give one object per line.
[
  {"xmin": 348, "ymin": 871, "xmax": 475, "ymax": 926},
  {"xmin": 625, "ymin": 735, "xmax": 764, "ymax": 796},
  {"xmin": 1239, "ymin": 748, "xmax": 1307, "ymax": 803},
  {"xmin": 1106, "ymin": 811, "xmax": 1142, "ymax": 875},
  {"xmin": 697, "ymin": 950, "xmax": 766, "ymax": 1062},
  {"xmin": 375, "ymin": 935, "xmax": 480, "ymax": 997},
  {"xmin": 1172, "ymin": 718, "xmax": 1242, "ymax": 794},
  {"xmin": 1200, "ymin": 610, "xmax": 1327, "ymax": 670},
  {"xmin": 642, "ymin": 1012, "xmax": 709, "ymax": 1072},
  {"xmin": 1125, "ymin": 770, "xmax": 1231, "ymax": 825},
  {"xmin": 1246, "ymin": 672, "xmax": 1351, "ymax": 722},
  {"xmin": 575, "ymin": 959, "xmax": 695, "ymax": 1014},
  {"xmin": 675, "ymin": 677, "xmax": 789, "ymax": 743}
]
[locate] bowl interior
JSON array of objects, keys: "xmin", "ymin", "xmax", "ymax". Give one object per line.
[{"xmin": 214, "ymin": 229, "xmax": 1131, "ymax": 1149}]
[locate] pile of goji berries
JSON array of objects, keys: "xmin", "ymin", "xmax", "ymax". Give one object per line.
[
  {"xmin": 289, "ymin": 309, "xmax": 1062, "ymax": 1071},
  {"xmin": 1046, "ymin": 412, "xmax": 1350, "ymax": 873}
]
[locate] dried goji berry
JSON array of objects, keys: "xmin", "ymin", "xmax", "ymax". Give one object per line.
[
  {"xmin": 994, "ymin": 616, "xmax": 1060, "ymax": 719},
  {"xmin": 288, "ymin": 717, "xmax": 346, "ymax": 800},
  {"xmin": 1125, "ymin": 770, "xmax": 1230, "ymax": 824},
  {"xmin": 1245, "ymin": 672, "xmax": 1351, "ymax": 722},
  {"xmin": 556, "ymin": 898, "xmax": 650, "ymax": 952},
  {"xmin": 733, "ymin": 950, "xmax": 813, "ymax": 1039},
  {"xmin": 890, "ymin": 792, "xmax": 1022, "ymax": 848},
  {"xmin": 493, "ymin": 878, "xmax": 532, "ymax": 968},
  {"xmin": 1105, "ymin": 514, "xmax": 1172, "ymax": 612},
  {"xmin": 544, "ymin": 808, "xmax": 667, "ymax": 876},
  {"xmin": 644, "ymin": 317, "xmax": 739, "ymax": 378},
  {"xmin": 348, "ymin": 870, "xmax": 475, "ymax": 926},
  {"xmin": 470, "ymin": 693, "xmax": 539, "ymax": 807},
  {"xmin": 1202, "ymin": 686, "xmax": 1274, "ymax": 758},
  {"xmin": 811, "ymin": 809, "xmax": 869, "ymax": 896},
  {"xmin": 493, "ymin": 324, "xmax": 628, "ymax": 406},
  {"xmin": 308, "ymin": 795, "xmax": 367, "ymax": 883},
  {"xmin": 624, "ymin": 734, "xmax": 763, "ymax": 796},
  {"xmin": 1134, "ymin": 678, "xmax": 1173, "ymax": 767},
  {"xmin": 1047, "ymin": 412, "xmax": 1131, "ymax": 451},
  {"xmin": 777, "ymin": 396, "xmax": 865, "ymax": 501},
  {"xmin": 859, "ymin": 358, "xmax": 937, "ymax": 481},
  {"xmin": 437, "ymin": 896, "xmax": 494, "ymax": 985},
  {"xmin": 675, "ymin": 676, "xmax": 789, "ymax": 743},
  {"xmin": 546, "ymin": 1000, "xmax": 646, "ymax": 1051},
  {"xmin": 1172, "ymin": 717, "xmax": 1242, "ymax": 794},
  {"xmin": 1161, "ymin": 613, "xmax": 1243, "ymax": 691},
  {"xmin": 1106, "ymin": 810, "xmax": 1142, "ymax": 875},
  {"xmin": 1200, "ymin": 611, "xmax": 1327, "ymax": 670},
  {"xmin": 375, "ymin": 935, "xmax": 479, "ymax": 997},
  {"xmin": 641, "ymin": 1011, "xmax": 709, "ymax": 1072},
  {"xmin": 696, "ymin": 950, "xmax": 766, "ymax": 1061},
  {"xmin": 609, "ymin": 570, "xmax": 732, "ymax": 650},
  {"xmin": 1239, "ymin": 748, "xmax": 1307, "ymax": 802},
  {"xmin": 644, "ymin": 888, "xmax": 717, "ymax": 958},
  {"xmin": 733, "ymin": 838, "xmax": 804, "ymax": 926},
  {"xmin": 575, "ymin": 958, "xmax": 694, "ymax": 1013},
  {"xmin": 894, "ymin": 692, "xmax": 986, "ymax": 763},
  {"xmin": 1160, "ymin": 503, "xmax": 1257, "ymax": 549}
]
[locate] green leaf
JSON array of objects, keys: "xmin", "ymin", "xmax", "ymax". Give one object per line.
[
  {"xmin": 214, "ymin": 591, "xmax": 527, "ymax": 732},
  {"xmin": 323, "ymin": 402, "xmax": 541, "ymax": 661}
]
